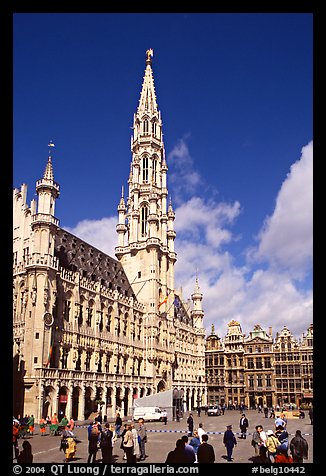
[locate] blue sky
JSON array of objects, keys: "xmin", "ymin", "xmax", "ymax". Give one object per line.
[{"xmin": 13, "ymin": 13, "xmax": 313, "ymax": 338}]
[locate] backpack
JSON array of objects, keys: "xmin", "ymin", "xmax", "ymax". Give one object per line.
[{"xmin": 100, "ymin": 429, "xmax": 112, "ymax": 447}]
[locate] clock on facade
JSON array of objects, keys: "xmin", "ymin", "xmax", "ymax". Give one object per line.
[{"xmin": 43, "ymin": 312, "xmax": 54, "ymax": 327}]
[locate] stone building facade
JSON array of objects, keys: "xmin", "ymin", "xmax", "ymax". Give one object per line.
[
  {"xmin": 205, "ymin": 322, "xmax": 313, "ymax": 408},
  {"xmin": 13, "ymin": 50, "xmax": 206, "ymax": 422}
]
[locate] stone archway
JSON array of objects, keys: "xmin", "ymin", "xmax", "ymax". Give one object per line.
[{"xmin": 157, "ymin": 380, "xmax": 166, "ymax": 393}]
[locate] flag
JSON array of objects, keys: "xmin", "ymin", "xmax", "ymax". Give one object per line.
[
  {"xmin": 159, "ymin": 295, "xmax": 168, "ymax": 308},
  {"xmin": 46, "ymin": 345, "xmax": 53, "ymax": 368},
  {"xmin": 173, "ymin": 297, "xmax": 180, "ymax": 308}
]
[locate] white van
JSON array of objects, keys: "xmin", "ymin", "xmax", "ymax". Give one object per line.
[{"xmin": 133, "ymin": 406, "xmax": 163, "ymax": 422}]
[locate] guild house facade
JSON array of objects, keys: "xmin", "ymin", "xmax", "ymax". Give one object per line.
[
  {"xmin": 205, "ymin": 321, "xmax": 313, "ymax": 409},
  {"xmin": 13, "ymin": 50, "xmax": 206, "ymax": 421}
]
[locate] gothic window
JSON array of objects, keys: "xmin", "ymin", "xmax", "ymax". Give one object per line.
[
  {"xmin": 152, "ymin": 121, "xmax": 157, "ymax": 136},
  {"xmin": 152, "ymin": 157, "xmax": 158, "ymax": 184},
  {"xmin": 143, "ymin": 119, "xmax": 149, "ymax": 134},
  {"xmin": 142, "ymin": 156, "xmax": 149, "ymax": 183},
  {"xmin": 141, "ymin": 206, "xmax": 148, "ymax": 237}
]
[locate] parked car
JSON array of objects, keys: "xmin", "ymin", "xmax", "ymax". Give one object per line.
[
  {"xmin": 133, "ymin": 406, "xmax": 164, "ymax": 422},
  {"xmin": 207, "ymin": 405, "xmax": 221, "ymax": 416}
]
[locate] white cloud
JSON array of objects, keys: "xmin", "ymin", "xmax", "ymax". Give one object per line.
[
  {"xmin": 174, "ymin": 141, "xmax": 313, "ymax": 339},
  {"xmin": 63, "ymin": 216, "xmax": 117, "ymax": 257},
  {"xmin": 251, "ymin": 141, "xmax": 313, "ymax": 280},
  {"xmin": 62, "ymin": 139, "xmax": 313, "ymax": 340}
]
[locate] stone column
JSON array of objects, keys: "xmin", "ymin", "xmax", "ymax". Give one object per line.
[
  {"xmin": 79, "ymin": 385, "xmax": 86, "ymax": 421},
  {"xmin": 66, "ymin": 382, "xmax": 74, "ymax": 419}
]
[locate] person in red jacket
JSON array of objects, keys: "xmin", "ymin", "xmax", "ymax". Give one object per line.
[{"xmin": 274, "ymin": 448, "xmax": 293, "ymax": 463}]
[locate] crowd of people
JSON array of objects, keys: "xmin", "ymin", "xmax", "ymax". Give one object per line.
[{"xmin": 13, "ymin": 408, "xmax": 310, "ymax": 464}]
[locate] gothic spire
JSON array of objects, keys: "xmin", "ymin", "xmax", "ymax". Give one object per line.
[{"xmin": 137, "ymin": 49, "xmax": 158, "ymax": 115}]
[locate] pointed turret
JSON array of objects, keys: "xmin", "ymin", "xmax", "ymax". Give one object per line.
[
  {"xmin": 35, "ymin": 142, "xmax": 60, "ymax": 215},
  {"xmin": 191, "ymin": 273, "xmax": 204, "ymax": 328}
]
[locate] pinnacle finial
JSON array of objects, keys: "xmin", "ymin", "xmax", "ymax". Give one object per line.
[{"xmin": 146, "ymin": 48, "xmax": 154, "ymax": 65}]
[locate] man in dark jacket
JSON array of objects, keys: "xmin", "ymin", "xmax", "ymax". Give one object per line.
[
  {"xmin": 100, "ymin": 423, "xmax": 113, "ymax": 463},
  {"xmin": 239, "ymin": 413, "xmax": 249, "ymax": 439},
  {"xmin": 187, "ymin": 413, "xmax": 194, "ymax": 437},
  {"xmin": 223, "ymin": 424, "xmax": 237, "ymax": 462},
  {"xmin": 197, "ymin": 434, "xmax": 215, "ymax": 463},
  {"xmin": 290, "ymin": 430, "xmax": 309, "ymax": 463}
]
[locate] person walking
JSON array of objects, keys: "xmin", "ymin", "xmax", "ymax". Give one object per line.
[
  {"xmin": 162, "ymin": 409, "xmax": 168, "ymax": 425},
  {"xmin": 87, "ymin": 424, "xmax": 99, "ymax": 463},
  {"xmin": 189, "ymin": 430, "xmax": 201, "ymax": 463},
  {"xmin": 123, "ymin": 424, "xmax": 134, "ymax": 463},
  {"xmin": 275, "ymin": 424, "xmax": 289, "ymax": 452},
  {"xmin": 187, "ymin": 413, "xmax": 194, "ymax": 437},
  {"xmin": 60, "ymin": 427, "xmax": 76, "ymax": 462},
  {"xmin": 165, "ymin": 439, "xmax": 188, "ymax": 464},
  {"xmin": 27, "ymin": 414, "xmax": 35, "ymax": 436},
  {"xmin": 115, "ymin": 412, "xmax": 122, "ymax": 438},
  {"xmin": 39, "ymin": 417, "xmax": 47, "ymax": 436},
  {"xmin": 181, "ymin": 435, "xmax": 196, "ymax": 464},
  {"xmin": 120, "ymin": 423, "xmax": 129, "ymax": 460},
  {"xmin": 197, "ymin": 434, "xmax": 215, "ymax": 463},
  {"xmin": 197, "ymin": 422, "xmax": 206, "ymax": 443},
  {"xmin": 265, "ymin": 429, "xmax": 279, "ymax": 462},
  {"xmin": 131, "ymin": 423, "xmax": 140, "ymax": 462},
  {"xmin": 274, "ymin": 448, "xmax": 293, "ymax": 463},
  {"xmin": 308, "ymin": 407, "xmax": 313, "ymax": 424},
  {"xmin": 17, "ymin": 440, "xmax": 33, "ymax": 463},
  {"xmin": 100, "ymin": 423, "xmax": 113, "ymax": 464},
  {"xmin": 13, "ymin": 420, "xmax": 20, "ymax": 460},
  {"xmin": 223, "ymin": 424, "xmax": 237, "ymax": 462},
  {"xmin": 251, "ymin": 425, "xmax": 266, "ymax": 457},
  {"xmin": 137, "ymin": 418, "xmax": 147, "ymax": 461},
  {"xmin": 290, "ymin": 430, "xmax": 309, "ymax": 463},
  {"xmin": 239, "ymin": 413, "xmax": 249, "ymax": 439}
]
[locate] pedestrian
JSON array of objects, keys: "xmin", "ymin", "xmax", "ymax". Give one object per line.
[
  {"xmin": 100, "ymin": 423, "xmax": 113, "ymax": 464},
  {"xmin": 181, "ymin": 435, "xmax": 196, "ymax": 463},
  {"xmin": 17, "ymin": 440, "xmax": 33, "ymax": 464},
  {"xmin": 67, "ymin": 416, "xmax": 75, "ymax": 432},
  {"xmin": 263, "ymin": 406, "xmax": 269, "ymax": 418},
  {"xmin": 87, "ymin": 424, "xmax": 99, "ymax": 463},
  {"xmin": 204, "ymin": 405, "xmax": 208, "ymax": 415},
  {"xmin": 115, "ymin": 411, "xmax": 122, "ymax": 438},
  {"xmin": 308, "ymin": 407, "xmax": 313, "ymax": 424},
  {"xmin": 265, "ymin": 429, "xmax": 279, "ymax": 462},
  {"xmin": 221, "ymin": 404, "xmax": 225, "ymax": 415},
  {"xmin": 130, "ymin": 423, "xmax": 140, "ymax": 462},
  {"xmin": 239, "ymin": 413, "xmax": 249, "ymax": 439},
  {"xmin": 165, "ymin": 439, "xmax": 188, "ymax": 464},
  {"xmin": 275, "ymin": 424, "xmax": 289, "ymax": 452},
  {"xmin": 39, "ymin": 417, "xmax": 47, "ymax": 436},
  {"xmin": 275, "ymin": 413, "xmax": 287, "ymax": 429},
  {"xmin": 290, "ymin": 430, "xmax": 309, "ymax": 463},
  {"xmin": 197, "ymin": 422, "xmax": 206, "ymax": 443},
  {"xmin": 187, "ymin": 412, "xmax": 194, "ymax": 437},
  {"xmin": 197, "ymin": 405, "xmax": 201, "ymax": 417},
  {"xmin": 162, "ymin": 409, "xmax": 168, "ymax": 425},
  {"xmin": 137, "ymin": 418, "xmax": 147, "ymax": 461},
  {"xmin": 123, "ymin": 424, "xmax": 134, "ymax": 463},
  {"xmin": 120, "ymin": 423, "xmax": 129, "ymax": 460},
  {"xmin": 189, "ymin": 430, "xmax": 200, "ymax": 463},
  {"xmin": 176, "ymin": 408, "xmax": 180, "ymax": 422},
  {"xmin": 27, "ymin": 414, "xmax": 35, "ymax": 436},
  {"xmin": 251, "ymin": 425, "xmax": 266, "ymax": 457},
  {"xmin": 274, "ymin": 448, "xmax": 293, "ymax": 463},
  {"xmin": 250, "ymin": 445, "xmax": 270, "ymax": 463},
  {"xmin": 197, "ymin": 434, "xmax": 215, "ymax": 463},
  {"xmin": 60, "ymin": 427, "xmax": 76, "ymax": 462},
  {"xmin": 269, "ymin": 408, "xmax": 275, "ymax": 419},
  {"xmin": 13, "ymin": 420, "xmax": 20, "ymax": 460},
  {"xmin": 223, "ymin": 424, "xmax": 237, "ymax": 462}
]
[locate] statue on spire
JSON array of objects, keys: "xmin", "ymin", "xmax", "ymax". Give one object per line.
[{"xmin": 146, "ymin": 48, "xmax": 154, "ymax": 63}]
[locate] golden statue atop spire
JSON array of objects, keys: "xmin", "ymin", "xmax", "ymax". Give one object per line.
[{"xmin": 146, "ymin": 48, "xmax": 154, "ymax": 64}]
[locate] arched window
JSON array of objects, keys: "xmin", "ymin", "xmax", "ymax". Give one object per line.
[
  {"xmin": 143, "ymin": 119, "xmax": 149, "ymax": 134},
  {"xmin": 142, "ymin": 156, "xmax": 149, "ymax": 183},
  {"xmin": 141, "ymin": 206, "xmax": 148, "ymax": 237},
  {"xmin": 152, "ymin": 157, "xmax": 158, "ymax": 185}
]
